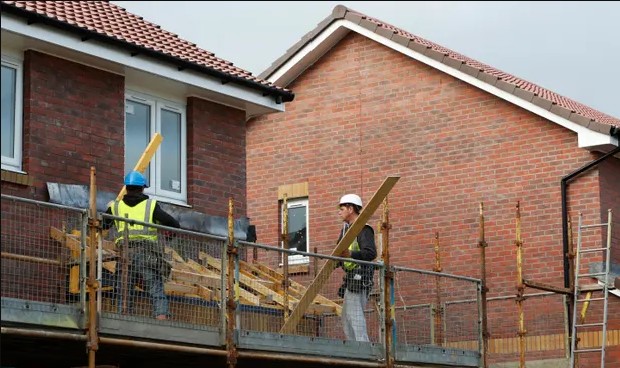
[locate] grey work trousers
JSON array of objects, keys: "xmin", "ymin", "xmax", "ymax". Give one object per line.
[{"xmin": 342, "ymin": 288, "xmax": 370, "ymax": 342}]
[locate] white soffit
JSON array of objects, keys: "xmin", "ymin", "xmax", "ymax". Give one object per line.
[
  {"xmin": 269, "ymin": 20, "xmax": 617, "ymax": 149},
  {"xmin": 1, "ymin": 13, "xmax": 284, "ymax": 113}
]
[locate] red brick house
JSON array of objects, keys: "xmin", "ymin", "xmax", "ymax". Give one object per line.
[{"xmin": 247, "ymin": 5, "xmax": 619, "ymax": 366}]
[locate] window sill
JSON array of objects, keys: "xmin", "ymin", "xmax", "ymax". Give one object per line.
[{"xmin": 1, "ymin": 169, "xmax": 34, "ymax": 186}]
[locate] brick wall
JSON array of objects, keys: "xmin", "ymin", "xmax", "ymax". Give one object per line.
[
  {"xmin": 0, "ymin": 51, "xmax": 126, "ymax": 199},
  {"xmin": 246, "ymin": 33, "xmax": 614, "ymax": 362},
  {"xmin": 186, "ymin": 97, "xmax": 247, "ymax": 217}
]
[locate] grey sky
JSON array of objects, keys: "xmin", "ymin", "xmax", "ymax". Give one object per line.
[{"xmin": 111, "ymin": 1, "xmax": 620, "ymax": 118}]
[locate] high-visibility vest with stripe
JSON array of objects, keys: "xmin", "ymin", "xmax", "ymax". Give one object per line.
[
  {"xmin": 111, "ymin": 199, "xmax": 158, "ymax": 244},
  {"xmin": 343, "ymin": 237, "xmax": 361, "ymax": 271},
  {"xmin": 341, "ymin": 223, "xmax": 366, "ymax": 271}
]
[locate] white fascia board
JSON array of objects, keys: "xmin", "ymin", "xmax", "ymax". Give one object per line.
[
  {"xmin": 1, "ymin": 13, "xmax": 283, "ymax": 112},
  {"xmin": 270, "ymin": 20, "xmax": 616, "ymax": 149},
  {"xmin": 268, "ymin": 22, "xmax": 349, "ymax": 85}
]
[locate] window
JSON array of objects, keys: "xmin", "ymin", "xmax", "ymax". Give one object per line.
[
  {"xmin": 125, "ymin": 91, "xmax": 186, "ymax": 203},
  {"xmin": 282, "ymin": 198, "xmax": 309, "ymax": 265},
  {"xmin": 1, "ymin": 56, "xmax": 23, "ymax": 171}
]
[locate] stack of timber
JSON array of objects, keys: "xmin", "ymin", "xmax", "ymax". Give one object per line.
[{"xmin": 50, "ymin": 226, "xmax": 341, "ymax": 317}]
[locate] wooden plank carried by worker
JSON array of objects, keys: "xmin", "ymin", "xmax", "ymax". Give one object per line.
[
  {"xmin": 280, "ymin": 176, "xmax": 400, "ymax": 334},
  {"xmin": 115, "ymin": 133, "xmax": 163, "ymax": 201}
]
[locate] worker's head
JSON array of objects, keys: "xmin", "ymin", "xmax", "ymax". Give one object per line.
[
  {"xmin": 338, "ymin": 194, "xmax": 362, "ymax": 222},
  {"xmin": 124, "ymin": 171, "xmax": 147, "ymax": 192}
]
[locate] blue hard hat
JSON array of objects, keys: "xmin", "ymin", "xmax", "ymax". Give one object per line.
[{"xmin": 124, "ymin": 171, "xmax": 147, "ymax": 187}]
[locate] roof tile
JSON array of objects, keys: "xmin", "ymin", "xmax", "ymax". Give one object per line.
[
  {"xmin": 459, "ymin": 64, "xmax": 481, "ymax": 79},
  {"xmin": 409, "ymin": 42, "xmax": 430, "ymax": 56},
  {"xmin": 514, "ymin": 87, "xmax": 536, "ymax": 102},
  {"xmin": 376, "ymin": 26, "xmax": 396, "ymax": 40},
  {"xmin": 392, "ymin": 33, "xmax": 411, "ymax": 47},
  {"xmin": 532, "ymin": 96, "xmax": 554, "ymax": 111},
  {"xmin": 334, "ymin": 6, "xmax": 619, "ymax": 128},
  {"xmin": 495, "ymin": 80, "xmax": 517, "ymax": 94},
  {"xmin": 359, "ymin": 18, "xmax": 378, "ymax": 33},
  {"xmin": 2, "ymin": 0, "xmax": 292, "ymax": 98},
  {"xmin": 344, "ymin": 12, "xmax": 363, "ymax": 25},
  {"xmin": 550, "ymin": 104, "xmax": 572, "ymax": 120},
  {"xmin": 480, "ymin": 73, "xmax": 500, "ymax": 86},
  {"xmin": 443, "ymin": 57, "xmax": 464, "ymax": 70},
  {"xmin": 425, "ymin": 48, "xmax": 447, "ymax": 63}
]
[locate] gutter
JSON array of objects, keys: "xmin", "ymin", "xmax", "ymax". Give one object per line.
[
  {"xmin": 1, "ymin": 3, "xmax": 295, "ymax": 104},
  {"xmin": 561, "ymin": 127, "xmax": 620, "ymax": 288}
]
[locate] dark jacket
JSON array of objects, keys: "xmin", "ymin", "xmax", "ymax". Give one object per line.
[{"xmin": 338, "ymin": 224, "xmax": 377, "ymax": 293}]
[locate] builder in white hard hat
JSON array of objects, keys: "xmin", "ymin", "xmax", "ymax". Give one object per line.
[{"xmin": 337, "ymin": 193, "xmax": 377, "ymax": 342}]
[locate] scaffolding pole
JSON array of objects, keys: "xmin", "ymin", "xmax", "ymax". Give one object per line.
[
  {"xmin": 226, "ymin": 197, "xmax": 238, "ymax": 368},
  {"xmin": 478, "ymin": 202, "xmax": 489, "ymax": 368},
  {"xmin": 281, "ymin": 194, "xmax": 290, "ymax": 322},
  {"xmin": 86, "ymin": 167, "xmax": 99, "ymax": 368},
  {"xmin": 381, "ymin": 197, "xmax": 395, "ymax": 368},
  {"xmin": 432, "ymin": 232, "xmax": 444, "ymax": 346},
  {"xmin": 515, "ymin": 201, "xmax": 526, "ymax": 368}
]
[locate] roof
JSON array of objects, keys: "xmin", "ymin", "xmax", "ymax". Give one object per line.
[
  {"xmin": 261, "ymin": 5, "xmax": 619, "ymax": 134},
  {"xmin": 0, "ymin": 0, "xmax": 294, "ymax": 103}
]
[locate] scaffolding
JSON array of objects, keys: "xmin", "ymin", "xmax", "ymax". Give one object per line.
[{"xmin": 2, "ymin": 172, "xmax": 617, "ymax": 367}]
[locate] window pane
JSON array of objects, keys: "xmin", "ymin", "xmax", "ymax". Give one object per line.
[
  {"xmin": 1, "ymin": 65, "xmax": 16, "ymax": 158},
  {"xmin": 125, "ymin": 100, "xmax": 150, "ymax": 182},
  {"xmin": 287, "ymin": 205, "xmax": 307, "ymax": 252},
  {"xmin": 160, "ymin": 108, "xmax": 181, "ymax": 193}
]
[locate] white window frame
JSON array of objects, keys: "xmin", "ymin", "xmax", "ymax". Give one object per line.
[
  {"xmin": 125, "ymin": 91, "xmax": 187, "ymax": 204},
  {"xmin": 281, "ymin": 198, "xmax": 310, "ymax": 265},
  {"xmin": 1, "ymin": 55, "xmax": 24, "ymax": 172}
]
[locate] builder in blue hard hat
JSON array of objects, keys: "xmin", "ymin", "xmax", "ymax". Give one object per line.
[
  {"xmin": 104, "ymin": 171, "xmax": 180, "ymax": 320},
  {"xmin": 337, "ymin": 194, "xmax": 377, "ymax": 342}
]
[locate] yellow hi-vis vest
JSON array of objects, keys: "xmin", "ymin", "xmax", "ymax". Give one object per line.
[
  {"xmin": 343, "ymin": 237, "xmax": 361, "ymax": 271},
  {"xmin": 111, "ymin": 199, "xmax": 158, "ymax": 244}
]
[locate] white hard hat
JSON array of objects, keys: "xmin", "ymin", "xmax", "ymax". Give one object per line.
[{"xmin": 339, "ymin": 194, "xmax": 363, "ymax": 208}]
